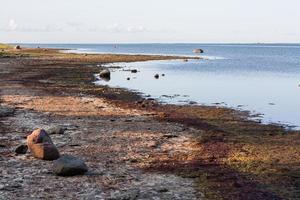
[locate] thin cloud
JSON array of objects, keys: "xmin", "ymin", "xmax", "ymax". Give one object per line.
[
  {"xmin": 1, "ymin": 19, "xmax": 62, "ymax": 32},
  {"xmin": 89, "ymin": 23, "xmax": 148, "ymax": 33},
  {"xmin": 8, "ymin": 19, "xmax": 18, "ymax": 30}
]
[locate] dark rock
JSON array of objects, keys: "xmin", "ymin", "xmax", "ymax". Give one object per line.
[
  {"xmin": 183, "ymin": 59, "xmax": 188, "ymax": 62},
  {"xmin": 131, "ymin": 69, "xmax": 138, "ymax": 73},
  {"xmin": 15, "ymin": 144, "xmax": 28, "ymax": 154},
  {"xmin": 27, "ymin": 129, "xmax": 60, "ymax": 160},
  {"xmin": 193, "ymin": 48, "xmax": 204, "ymax": 53},
  {"xmin": 14, "ymin": 45, "xmax": 21, "ymax": 50},
  {"xmin": 154, "ymin": 74, "xmax": 159, "ymax": 79},
  {"xmin": 99, "ymin": 69, "xmax": 111, "ymax": 79},
  {"xmin": 162, "ymin": 74, "xmax": 165, "ymax": 76},
  {"xmin": 158, "ymin": 188, "xmax": 169, "ymax": 193},
  {"xmin": 163, "ymin": 134, "xmax": 178, "ymax": 139},
  {"xmin": 47, "ymin": 126, "xmax": 66, "ymax": 135},
  {"xmin": 127, "ymin": 77, "xmax": 130, "ymax": 80},
  {"xmin": 53, "ymin": 155, "xmax": 88, "ymax": 176},
  {"xmin": 136, "ymin": 100, "xmax": 143, "ymax": 104}
]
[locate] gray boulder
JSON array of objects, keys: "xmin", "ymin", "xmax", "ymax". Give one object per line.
[{"xmin": 53, "ymin": 155, "xmax": 88, "ymax": 176}]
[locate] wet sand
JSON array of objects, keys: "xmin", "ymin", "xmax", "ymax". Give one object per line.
[{"xmin": 0, "ymin": 47, "xmax": 299, "ymax": 199}]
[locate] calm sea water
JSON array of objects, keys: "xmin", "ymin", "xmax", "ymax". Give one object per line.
[{"xmin": 22, "ymin": 43, "xmax": 300, "ymax": 128}]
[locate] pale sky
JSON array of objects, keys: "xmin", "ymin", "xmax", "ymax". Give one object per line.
[{"xmin": 1, "ymin": 0, "xmax": 300, "ymax": 43}]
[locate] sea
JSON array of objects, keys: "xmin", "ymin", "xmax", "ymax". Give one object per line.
[{"xmin": 21, "ymin": 43, "xmax": 300, "ymax": 129}]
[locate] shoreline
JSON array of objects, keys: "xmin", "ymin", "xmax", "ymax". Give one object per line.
[{"xmin": 1, "ymin": 46, "xmax": 299, "ymax": 199}]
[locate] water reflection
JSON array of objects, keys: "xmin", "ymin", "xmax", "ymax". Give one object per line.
[{"xmin": 95, "ymin": 59, "xmax": 300, "ymax": 129}]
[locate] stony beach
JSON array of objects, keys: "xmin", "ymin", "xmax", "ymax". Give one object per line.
[{"xmin": 0, "ymin": 45, "xmax": 299, "ymax": 199}]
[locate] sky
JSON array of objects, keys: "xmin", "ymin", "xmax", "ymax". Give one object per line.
[{"xmin": 0, "ymin": 0, "xmax": 300, "ymax": 43}]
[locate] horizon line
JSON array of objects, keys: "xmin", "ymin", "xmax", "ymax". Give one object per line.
[{"xmin": 5, "ymin": 42, "xmax": 300, "ymax": 45}]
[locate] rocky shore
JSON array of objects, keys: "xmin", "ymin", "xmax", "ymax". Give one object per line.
[{"xmin": 0, "ymin": 46, "xmax": 299, "ymax": 199}]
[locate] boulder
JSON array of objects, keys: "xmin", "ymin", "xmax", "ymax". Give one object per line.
[
  {"xmin": 193, "ymin": 49, "xmax": 204, "ymax": 54},
  {"xmin": 53, "ymin": 155, "xmax": 88, "ymax": 176},
  {"xmin": 14, "ymin": 45, "xmax": 21, "ymax": 50},
  {"xmin": 99, "ymin": 69, "xmax": 111, "ymax": 79},
  {"xmin": 131, "ymin": 69, "xmax": 138, "ymax": 73},
  {"xmin": 15, "ymin": 144, "xmax": 28, "ymax": 154},
  {"xmin": 154, "ymin": 74, "xmax": 159, "ymax": 79},
  {"xmin": 27, "ymin": 129, "xmax": 60, "ymax": 160}
]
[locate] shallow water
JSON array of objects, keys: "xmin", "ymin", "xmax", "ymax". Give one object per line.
[{"xmin": 22, "ymin": 43, "xmax": 300, "ymax": 128}]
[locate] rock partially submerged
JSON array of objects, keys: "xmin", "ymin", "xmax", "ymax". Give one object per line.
[
  {"xmin": 99, "ymin": 69, "xmax": 111, "ymax": 79},
  {"xmin": 27, "ymin": 129, "xmax": 60, "ymax": 160},
  {"xmin": 53, "ymin": 155, "xmax": 88, "ymax": 176},
  {"xmin": 154, "ymin": 74, "xmax": 159, "ymax": 79},
  {"xmin": 193, "ymin": 48, "xmax": 204, "ymax": 54}
]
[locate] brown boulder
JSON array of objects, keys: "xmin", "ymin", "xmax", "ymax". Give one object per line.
[{"xmin": 27, "ymin": 129, "xmax": 60, "ymax": 160}]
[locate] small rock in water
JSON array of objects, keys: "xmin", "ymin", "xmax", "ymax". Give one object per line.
[
  {"xmin": 131, "ymin": 69, "xmax": 138, "ymax": 73},
  {"xmin": 47, "ymin": 126, "xmax": 66, "ymax": 135},
  {"xmin": 127, "ymin": 77, "xmax": 130, "ymax": 80},
  {"xmin": 162, "ymin": 74, "xmax": 165, "ymax": 76},
  {"xmin": 53, "ymin": 155, "xmax": 88, "ymax": 176},
  {"xmin": 193, "ymin": 48, "xmax": 204, "ymax": 53},
  {"xmin": 15, "ymin": 144, "xmax": 28, "ymax": 155},
  {"xmin": 183, "ymin": 59, "xmax": 188, "ymax": 62},
  {"xmin": 99, "ymin": 69, "xmax": 111, "ymax": 79},
  {"xmin": 27, "ymin": 129, "xmax": 60, "ymax": 160},
  {"xmin": 154, "ymin": 74, "xmax": 159, "ymax": 79}
]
